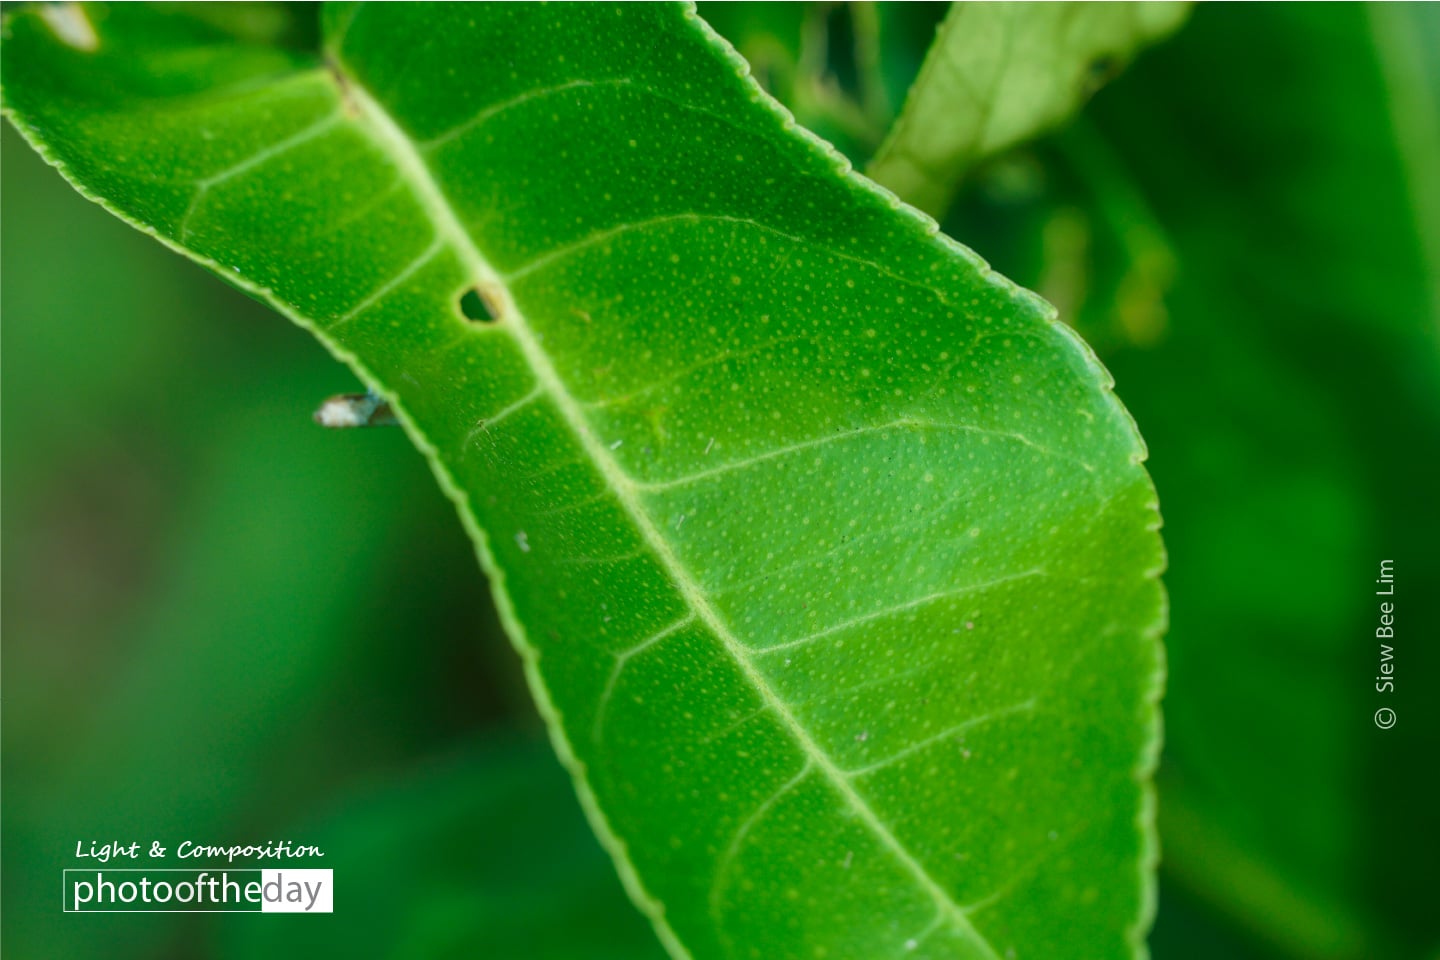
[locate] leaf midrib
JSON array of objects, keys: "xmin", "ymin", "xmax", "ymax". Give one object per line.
[{"xmin": 336, "ymin": 52, "xmax": 1000, "ymax": 960}]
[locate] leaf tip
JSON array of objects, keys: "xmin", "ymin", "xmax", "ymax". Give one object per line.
[{"xmin": 38, "ymin": 2, "xmax": 98, "ymax": 53}]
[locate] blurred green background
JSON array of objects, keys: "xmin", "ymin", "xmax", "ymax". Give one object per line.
[{"xmin": 3, "ymin": 3, "xmax": 1437, "ymax": 959}]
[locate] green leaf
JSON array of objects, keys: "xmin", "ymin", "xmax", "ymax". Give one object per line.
[
  {"xmin": 935, "ymin": 4, "xmax": 1440, "ymax": 955},
  {"xmin": 869, "ymin": 2, "xmax": 1190, "ymax": 217},
  {"xmin": 696, "ymin": 2, "xmax": 911, "ymax": 162},
  {"xmin": 1, "ymin": 4, "xmax": 1164, "ymax": 958},
  {"xmin": 0, "ymin": 131, "xmax": 459, "ymax": 953},
  {"xmin": 226, "ymin": 738, "xmax": 668, "ymax": 960},
  {"xmin": 1079, "ymin": 6, "xmax": 1440, "ymax": 956}
]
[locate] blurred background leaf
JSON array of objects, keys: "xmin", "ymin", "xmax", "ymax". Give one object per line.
[
  {"xmin": 929, "ymin": 4, "xmax": 1440, "ymax": 958},
  {"xmin": 868, "ymin": 1, "xmax": 1190, "ymax": 217},
  {"xmin": 1, "ymin": 119, "xmax": 542, "ymax": 959},
  {"xmin": 1093, "ymin": 7, "xmax": 1440, "ymax": 957},
  {"xmin": 223, "ymin": 737, "xmax": 666, "ymax": 960}
]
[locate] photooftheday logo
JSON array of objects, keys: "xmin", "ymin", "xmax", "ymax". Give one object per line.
[{"xmin": 64, "ymin": 869, "xmax": 332, "ymax": 913}]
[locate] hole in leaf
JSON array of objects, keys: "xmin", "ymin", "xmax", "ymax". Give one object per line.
[{"xmin": 458, "ymin": 286, "xmax": 500, "ymax": 323}]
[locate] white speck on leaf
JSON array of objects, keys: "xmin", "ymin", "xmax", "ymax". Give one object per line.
[
  {"xmin": 39, "ymin": 3, "xmax": 99, "ymax": 51},
  {"xmin": 515, "ymin": 531, "xmax": 530, "ymax": 553}
]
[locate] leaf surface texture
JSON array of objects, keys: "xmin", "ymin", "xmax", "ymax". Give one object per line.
[{"xmin": 1, "ymin": 4, "xmax": 1165, "ymax": 957}]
